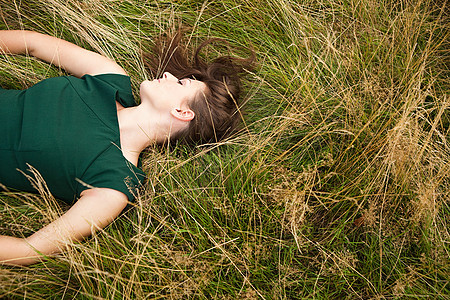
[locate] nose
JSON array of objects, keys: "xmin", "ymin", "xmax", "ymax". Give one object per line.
[{"xmin": 162, "ymin": 72, "xmax": 178, "ymax": 81}]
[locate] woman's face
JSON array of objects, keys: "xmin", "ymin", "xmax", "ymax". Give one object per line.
[{"xmin": 140, "ymin": 72, "xmax": 206, "ymax": 113}]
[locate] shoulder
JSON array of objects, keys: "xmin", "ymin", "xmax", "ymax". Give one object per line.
[{"xmin": 65, "ymin": 74, "xmax": 136, "ymax": 108}]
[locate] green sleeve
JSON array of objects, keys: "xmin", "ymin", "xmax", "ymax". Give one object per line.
[{"xmin": 77, "ymin": 144, "xmax": 145, "ymax": 201}]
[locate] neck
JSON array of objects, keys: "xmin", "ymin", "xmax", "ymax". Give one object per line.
[{"xmin": 117, "ymin": 103, "xmax": 174, "ymax": 165}]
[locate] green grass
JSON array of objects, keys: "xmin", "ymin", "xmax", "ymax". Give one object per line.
[{"xmin": 1, "ymin": 0, "xmax": 449, "ymax": 298}]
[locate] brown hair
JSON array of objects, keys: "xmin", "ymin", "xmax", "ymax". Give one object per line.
[{"xmin": 143, "ymin": 31, "xmax": 254, "ymax": 144}]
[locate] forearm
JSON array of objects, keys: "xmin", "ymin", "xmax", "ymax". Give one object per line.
[
  {"xmin": 0, "ymin": 189, "xmax": 127, "ymax": 266},
  {"xmin": 0, "ymin": 222, "xmax": 80, "ymax": 266},
  {"xmin": 0, "ymin": 30, "xmax": 35, "ymax": 55},
  {"xmin": 0, "ymin": 235, "xmax": 40, "ymax": 266},
  {"xmin": 0, "ymin": 30, "xmax": 126, "ymax": 77},
  {"xmin": 0, "ymin": 30, "xmax": 89, "ymax": 74}
]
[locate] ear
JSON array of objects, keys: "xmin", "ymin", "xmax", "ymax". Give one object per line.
[{"xmin": 170, "ymin": 108, "xmax": 195, "ymax": 122}]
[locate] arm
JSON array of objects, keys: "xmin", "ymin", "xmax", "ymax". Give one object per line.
[
  {"xmin": 0, "ymin": 30, "xmax": 126, "ymax": 77},
  {"xmin": 0, "ymin": 188, "xmax": 128, "ymax": 266}
]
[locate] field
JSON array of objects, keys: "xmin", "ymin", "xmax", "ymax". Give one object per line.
[{"xmin": 0, "ymin": 0, "xmax": 449, "ymax": 298}]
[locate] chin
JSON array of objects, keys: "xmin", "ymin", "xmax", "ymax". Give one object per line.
[
  {"xmin": 140, "ymin": 79, "xmax": 152, "ymax": 89},
  {"xmin": 139, "ymin": 80, "xmax": 153, "ymax": 99}
]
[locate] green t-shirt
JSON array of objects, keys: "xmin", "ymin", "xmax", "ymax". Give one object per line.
[{"xmin": 0, "ymin": 73, "xmax": 146, "ymax": 204}]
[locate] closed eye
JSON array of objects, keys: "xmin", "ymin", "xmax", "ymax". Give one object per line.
[{"xmin": 177, "ymin": 79, "xmax": 183, "ymax": 85}]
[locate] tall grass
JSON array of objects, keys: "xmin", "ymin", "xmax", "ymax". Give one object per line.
[{"xmin": 1, "ymin": 0, "xmax": 448, "ymax": 298}]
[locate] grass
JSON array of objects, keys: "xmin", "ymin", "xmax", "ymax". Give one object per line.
[{"xmin": 0, "ymin": 0, "xmax": 449, "ymax": 298}]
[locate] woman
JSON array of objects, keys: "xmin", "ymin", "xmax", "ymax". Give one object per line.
[{"xmin": 0, "ymin": 30, "xmax": 251, "ymax": 266}]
